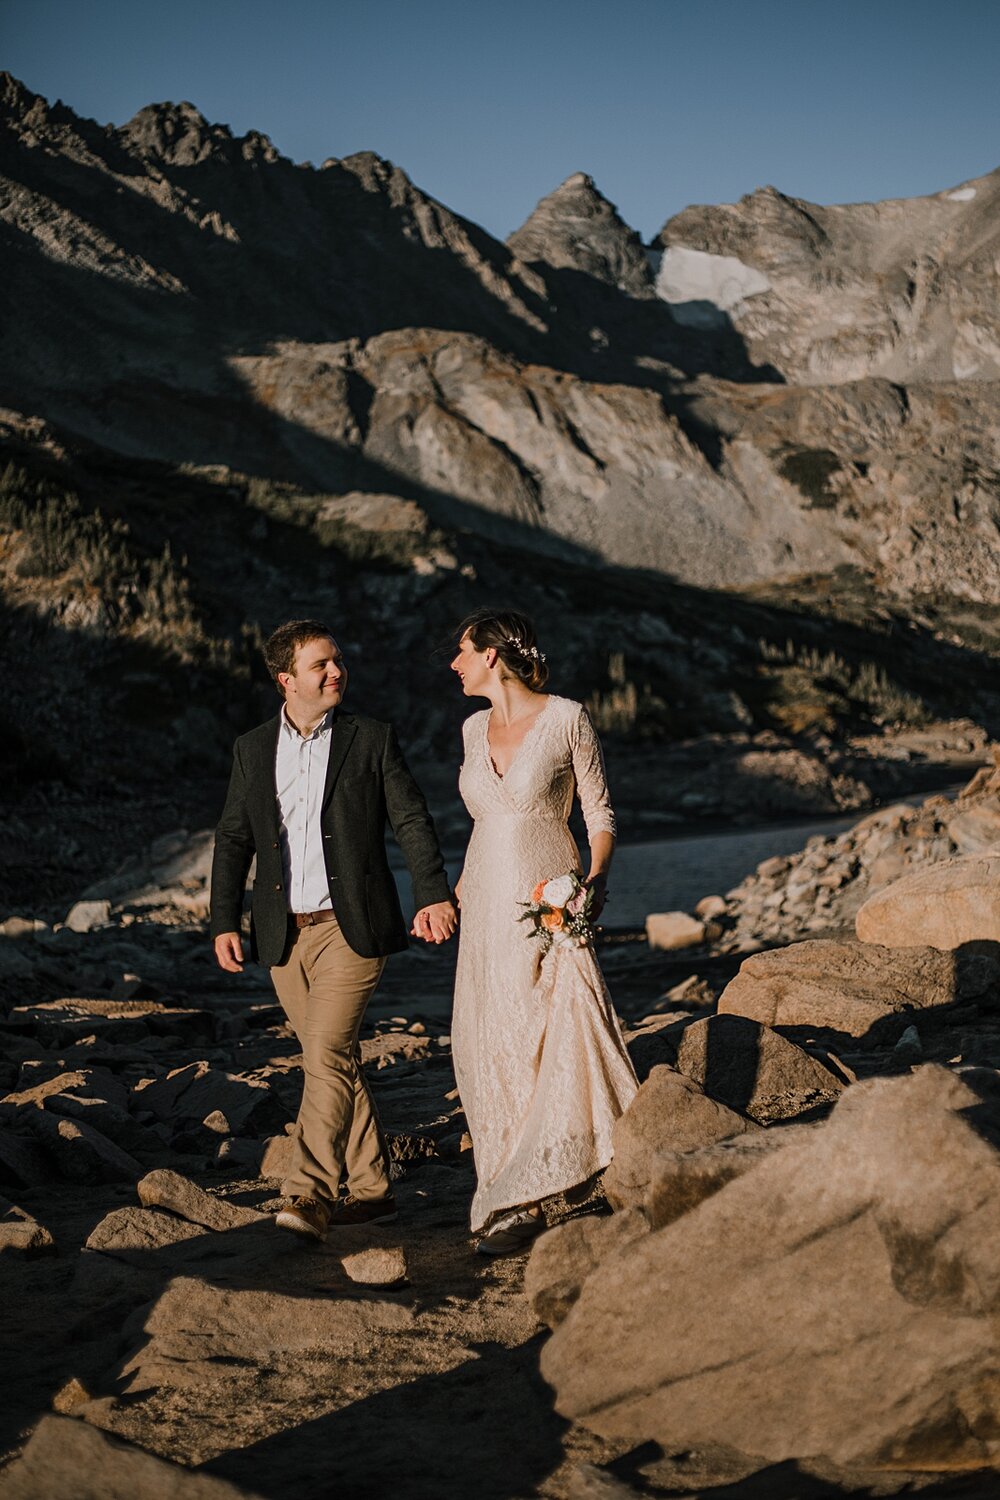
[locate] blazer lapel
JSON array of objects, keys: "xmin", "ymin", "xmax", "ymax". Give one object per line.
[
  {"xmin": 248, "ymin": 716, "xmax": 282, "ymax": 835},
  {"xmin": 322, "ymin": 713, "xmax": 358, "ymax": 808}
]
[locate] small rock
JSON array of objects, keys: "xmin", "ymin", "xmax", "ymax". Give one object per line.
[
  {"xmin": 0, "ymin": 917, "xmax": 45, "ymax": 939},
  {"xmin": 64, "ymin": 899, "xmax": 112, "ymax": 934},
  {"xmin": 51, "ymin": 1377, "xmax": 92, "ymax": 1414},
  {"xmin": 259, "ymin": 1134, "xmax": 293, "ymax": 1181},
  {"xmin": 85, "ymin": 1206, "xmax": 207, "ymax": 1257},
  {"xmin": 645, "ymin": 913, "xmax": 705, "ymax": 951},
  {"xmin": 694, "ymin": 895, "xmax": 727, "ymax": 920},
  {"xmin": 675, "ymin": 1014, "xmax": 845, "ymax": 1124},
  {"xmin": 339, "ymin": 1245, "xmax": 408, "ymax": 1287},
  {"xmin": 214, "ymin": 1138, "xmax": 264, "ymax": 1170},
  {"xmin": 0, "ymin": 1198, "xmax": 55, "ymax": 1255},
  {"xmin": 893, "ymin": 1024, "xmax": 923, "ymax": 1060},
  {"xmin": 202, "ymin": 1110, "xmax": 231, "ymax": 1134},
  {"xmin": 25, "ymin": 1112, "xmax": 142, "ymax": 1184},
  {"xmin": 137, "ymin": 1168, "xmax": 265, "ymax": 1230},
  {"xmin": 661, "ymin": 975, "xmax": 715, "ymax": 1010}
]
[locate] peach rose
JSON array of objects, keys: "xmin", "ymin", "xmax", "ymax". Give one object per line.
[
  {"xmin": 541, "ymin": 909, "xmax": 564, "ymax": 931},
  {"xmin": 532, "ymin": 881, "xmax": 547, "ymax": 904}
]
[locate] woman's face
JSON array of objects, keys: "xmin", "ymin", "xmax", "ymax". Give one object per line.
[{"xmin": 450, "ymin": 632, "xmax": 494, "ymax": 697}]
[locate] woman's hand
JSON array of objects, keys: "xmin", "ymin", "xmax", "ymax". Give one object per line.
[{"xmin": 584, "ymin": 872, "xmax": 609, "ymax": 922}]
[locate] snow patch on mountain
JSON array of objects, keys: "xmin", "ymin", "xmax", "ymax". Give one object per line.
[{"xmin": 653, "ymin": 246, "xmax": 771, "ymax": 327}]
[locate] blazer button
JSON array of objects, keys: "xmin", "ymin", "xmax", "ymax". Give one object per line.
[
  {"xmin": 272, "ymin": 841, "xmax": 278, "ymax": 849},
  {"xmin": 274, "ymin": 883, "xmax": 281, "ymax": 891}
]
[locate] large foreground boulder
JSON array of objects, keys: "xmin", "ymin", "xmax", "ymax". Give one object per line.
[
  {"xmin": 603, "ymin": 1067, "xmax": 757, "ymax": 1211},
  {"xmin": 718, "ymin": 938, "xmax": 999, "ymax": 1043},
  {"xmin": 541, "ymin": 1065, "xmax": 1000, "ymax": 1470},
  {"xmin": 646, "ymin": 1121, "xmax": 821, "ymax": 1229},
  {"xmin": 856, "ymin": 853, "xmax": 1000, "ymax": 948},
  {"xmin": 525, "ymin": 1208, "xmax": 649, "ymax": 1328}
]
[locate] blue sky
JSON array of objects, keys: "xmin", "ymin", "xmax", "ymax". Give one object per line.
[{"xmin": 5, "ymin": 0, "xmax": 1000, "ymax": 241}]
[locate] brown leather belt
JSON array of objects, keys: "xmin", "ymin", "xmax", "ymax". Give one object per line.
[{"xmin": 290, "ymin": 910, "xmax": 338, "ymax": 928}]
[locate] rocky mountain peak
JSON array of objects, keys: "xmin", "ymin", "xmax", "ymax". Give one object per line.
[
  {"xmin": 0, "ymin": 71, "xmax": 46, "ymax": 126},
  {"xmin": 657, "ymin": 183, "xmax": 830, "ymax": 270},
  {"xmin": 507, "ymin": 172, "xmax": 653, "ymax": 297},
  {"xmin": 118, "ymin": 100, "xmax": 280, "ymax": 167}
]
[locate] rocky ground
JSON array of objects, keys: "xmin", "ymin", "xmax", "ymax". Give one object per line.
[{"xmin": 2, "ymin": 760, "xmax": 1000, "ymax": 1497}]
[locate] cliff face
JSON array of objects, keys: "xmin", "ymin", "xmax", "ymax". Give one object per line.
[
  {"xmin": 3, "ymin": 71, "xmax": 1000, "ymax": 604},
  {"xmin": 655, "ymin": 173, "xmax": 1000, "ymax": 385}
]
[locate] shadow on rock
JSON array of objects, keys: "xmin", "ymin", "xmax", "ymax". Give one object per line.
[{"xmin": 203, "ymin": 1334, "xmax": 565, "ymax": 1500}]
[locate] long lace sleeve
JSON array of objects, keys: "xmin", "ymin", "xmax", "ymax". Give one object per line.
[{"xmin": 572, "ymin": 706, "xmax": 617, "ymax": 840}]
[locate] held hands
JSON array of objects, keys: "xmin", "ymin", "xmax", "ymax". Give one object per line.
[
  {"xmin": 411, "ymin": 900, "xmax": 458, "ymax": 944},
  {"xmin": 213, "ymin": 932, "xmax": 244, "ymax": 973}
]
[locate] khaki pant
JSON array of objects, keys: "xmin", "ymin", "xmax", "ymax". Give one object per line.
[{"xmin": 269, "ymin": 917, "xmax": 388, "ymax": 1205}]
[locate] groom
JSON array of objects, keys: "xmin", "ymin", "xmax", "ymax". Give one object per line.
[{"xmin": 210, "ymin": 619, "xmax": 456, "ymax": 1240}]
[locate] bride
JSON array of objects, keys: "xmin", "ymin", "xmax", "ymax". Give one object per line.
[{"xmin": 450, "ymin": 607, "xmax": 638, "ymax": 1255}]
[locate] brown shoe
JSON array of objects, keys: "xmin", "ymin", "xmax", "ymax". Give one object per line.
[
  {"xmin": 327, "ymin": 1193, "xmax": 398, "ymax": 1226},
  {"xmin": 275, "ymin": 1196, "xmax": 330, "ymax": 1241}
]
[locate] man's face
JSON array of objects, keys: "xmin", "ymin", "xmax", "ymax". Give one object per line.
[{"xmin": 279, "ymin": 636, "xmax": 347, "ymax": 720}]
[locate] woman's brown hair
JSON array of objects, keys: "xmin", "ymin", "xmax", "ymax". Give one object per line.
[{"xmin": 455, "ymin": 608, "xmax": 549, "ymax": 691}]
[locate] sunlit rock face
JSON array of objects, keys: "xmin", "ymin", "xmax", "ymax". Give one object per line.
[
  {"xmin": 1, "ymin": 70, "xmax": 1000, "ymax": 600},
  {"xmin": 655, "ymin": 174, "xmax": 1000, "ymax": 385}
]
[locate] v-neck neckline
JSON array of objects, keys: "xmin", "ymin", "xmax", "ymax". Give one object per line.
[{"xmin": 484, "ymin": 696, "xmax": 553, "ymax": 780}]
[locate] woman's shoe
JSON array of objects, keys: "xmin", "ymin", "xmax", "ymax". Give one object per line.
[{"xmin": 475, "ymin": 1210, "xmax": 545, "ymax": 1257}]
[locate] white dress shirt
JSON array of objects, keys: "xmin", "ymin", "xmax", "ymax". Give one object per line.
[{"xmin": 275, "ymin": 705, "xmax": 334, "ymax": 913}]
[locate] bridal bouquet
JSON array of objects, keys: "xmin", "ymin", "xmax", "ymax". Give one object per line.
[{"xmin": 518, "ymin": 872, "xmax": 595, "ymax": 952}]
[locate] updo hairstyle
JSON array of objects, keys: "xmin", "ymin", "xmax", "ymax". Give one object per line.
[{"xmin": 457, "ymin": 608, "xmax": 549, "ymax": 691}]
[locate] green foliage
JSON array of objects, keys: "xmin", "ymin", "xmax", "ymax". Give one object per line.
[
  {"xmin": 756, "ymin": 636, "xmax": 929, "ymax": 728},
  {"xmin": 0, "ymin": 461, "xmax": 205, "ymax": 653},
  {"xmin": 0, "ymin": 462, "xmax": 132, "ymax": 582},
  {"xmin": 586, "ymin": 651, "xmax": 671, "ymax": 737},
  {"xmin": 313, "ymin": 514, "xmax": 426, "ymax": 570}
]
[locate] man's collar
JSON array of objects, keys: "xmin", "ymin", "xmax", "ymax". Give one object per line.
[{"xmin": 280, "ymin": 704, "xmax": 336, "ymax": 740}]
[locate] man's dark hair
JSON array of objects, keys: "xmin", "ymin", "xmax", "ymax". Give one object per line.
[{"xmin": 264, "ymin": 620, "xmax": 338, "ymax": 692}]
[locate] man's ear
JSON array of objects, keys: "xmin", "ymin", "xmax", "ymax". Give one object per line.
[{"xmin": 277, "ymin": 670, "xmax": 293, "ymax": 695}]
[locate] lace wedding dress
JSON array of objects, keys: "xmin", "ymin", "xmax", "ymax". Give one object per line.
[{"xmin": 452, "ymin": 694, "xmax": 638, "ymax": 1233}]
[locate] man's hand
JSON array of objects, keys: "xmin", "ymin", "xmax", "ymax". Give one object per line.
[
  {"xmin": 214, "ymin": 932, "xmax": 244, "ymax": 973},
  {"xmin": 410, "ymin": 901, "xmax": 458, "ymax": 944}
]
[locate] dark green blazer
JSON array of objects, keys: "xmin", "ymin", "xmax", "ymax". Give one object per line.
[{"xmin": 209, "ymin": 711, "xmax": 452, "ymax": 966}]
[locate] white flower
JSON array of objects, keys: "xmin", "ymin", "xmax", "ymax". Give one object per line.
[{"xmin": 542, "ymin": 874, "xmax": 576, "ymax": 908}]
